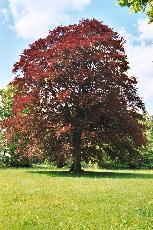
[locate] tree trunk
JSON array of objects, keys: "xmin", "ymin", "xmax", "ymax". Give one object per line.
[
  {"xmin": 70, "ymin": 128, "xmax": 83, "ymax": 173},
  {"xmin": 70, "ymin": 152, "xmax": 82, "ymax": 172}
]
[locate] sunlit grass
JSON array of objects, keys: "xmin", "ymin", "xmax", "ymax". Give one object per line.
[{"xmin": 0, "ymin": 168, "xmax": 153, "ymax": 229}]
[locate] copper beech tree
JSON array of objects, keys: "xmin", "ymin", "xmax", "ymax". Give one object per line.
[{"xmin": 3, "ymin": 19, "xmax": 147, "ymax": 172}]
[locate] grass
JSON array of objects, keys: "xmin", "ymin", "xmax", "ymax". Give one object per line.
[{"xmin": 0, "ymin": 168, "xmax": 153, "ymax": 229}]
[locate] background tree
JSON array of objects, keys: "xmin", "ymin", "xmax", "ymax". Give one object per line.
[
  {"xmin": 0, "ymin": 85, "xmax": 13, "ymax": 120},
  {"xmin": 3, "ymin": 19, "xmax": 147, "ymax": 172},
  {"xmin": 140, "ymin": 115, "xmax": 153, "ymax": 168},
  {"xmin": 0, "ymin": 85, "xmax": 14, "ymax": 161},
  {"xmin": 0, "ymin": 85, "xmax": 31, "ymax": 167},
  {"xmin": 118, "ymin": 0, "xmax": 153, "ymax": 23}
]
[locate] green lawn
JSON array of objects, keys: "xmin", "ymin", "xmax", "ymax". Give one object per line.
[{"xmin": 0, "ymin": 168, "xmax": 153, "ymax": 229}]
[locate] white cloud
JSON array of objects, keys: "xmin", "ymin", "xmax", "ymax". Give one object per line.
[
  {"xmin": 8, "ymin": 0, "xmax": 90, "ymax": 39},
  {"xmin": 127, "ymin": 43, "xmax": 153, "ymax": 100},
  {"xmin": 137, "ymin": 18, "xmax": 153, "ymax": 41},
  {"xmin": 120, "ymin": 18, "xmax": 153, "ymax": 112},
  {"xmin": 0, "ymin": 8, "xmax": 9, "ymax": 22}
]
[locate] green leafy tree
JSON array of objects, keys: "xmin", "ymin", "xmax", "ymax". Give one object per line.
[
  {"xmin": 141, "ymin": 115, "xmax": 153, "ymax": 168},
  {"xmin": 118, "ymin": 0, "xmax": 153, "ymax": 23},
  {"xmin": 0, "ymin": 85, "xmax": 31, "ymax": 167},
  {"xmin": 0, "ymin": 85, "xmax": 13, "ymax": 120},
  {"xmin": 0, "ymin": 85, "xmax": 14, "ymax": 154}
]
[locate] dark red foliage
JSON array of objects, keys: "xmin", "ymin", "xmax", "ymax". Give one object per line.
[{"xmin": 3, "ymin": 19, "xmax": 147, "ymax": 171}]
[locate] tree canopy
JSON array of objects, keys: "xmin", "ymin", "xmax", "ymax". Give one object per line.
[
  {"xmin": 118, "ymin": 0, "xmax": 153, "ymax": 23},
  {"xmin": 2, "ymin": 19, "xmax": 147, "ymax": 172}
]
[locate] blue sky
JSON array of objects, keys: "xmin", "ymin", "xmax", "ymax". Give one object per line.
[{"xmin": 0, "ymin": 0, "xmax": 153, "ymax": 113}]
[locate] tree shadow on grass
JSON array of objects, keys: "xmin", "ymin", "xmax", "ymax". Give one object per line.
[{"xmin": 29, "ymin": 170, "xmax": 153, "ymax": 179}]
